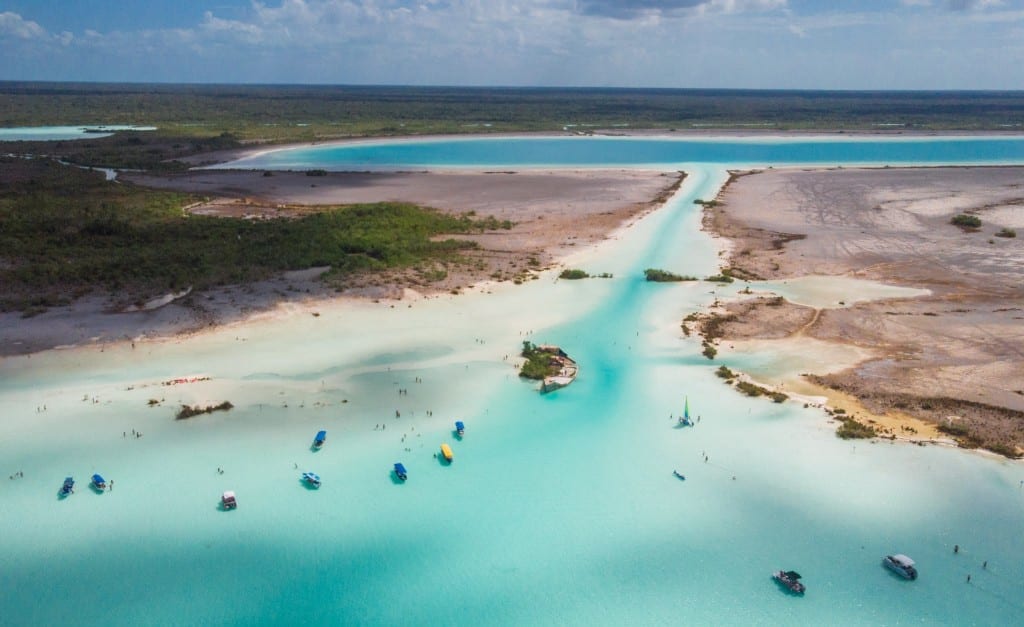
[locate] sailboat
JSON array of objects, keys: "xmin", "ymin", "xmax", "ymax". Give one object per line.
[{"xmin": 678, "ymin": 396, "xmax": 694, "ymax": 427}]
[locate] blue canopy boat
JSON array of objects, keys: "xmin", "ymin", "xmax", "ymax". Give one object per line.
[
  {"xmin": 91, "ymin": 474, "xmax": 107, "ymax": 490},
  {"xmin": 455, "ymin": 421, "xmax": 465, "ymax": 436},
  {"xmin": 313, "ymin": 430, "xmax": 327, "ymax": 448},
  {"xmin": 394, "ymin": 463, "xmax": 408, "ymax": 481},
  {"xmin": 60, "ymin": 477, "xmax": 75, "ymax": 496},
  {"xmin": 302, "ymin": 471, "xmax": 321, "ymax": 488}
]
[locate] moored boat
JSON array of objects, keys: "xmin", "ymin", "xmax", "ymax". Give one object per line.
[
  {"xmin": 302, "ymin": 471, "xmax": 322, "ymax": 488},
  {"xmin": 60, "ymin": 477, "xmax": 75, "ymax": 496},
  {"xmin": 440, "ymin": 443, "xmax": 453, "ymax": 462},
  {"xmin": 91, "ymin": 474, "xmax": 107, "ymax": 491},
  {"xmin": 773, "ymin": 570, "xmax": 806, "ymax": 594},
  {"xmin": 394, "ymin": 463, "xmax": 408, "ymax": 481},
  {"xmin": 673, "ymin": 470, "xmax": 686, "ymax": 480},
  {"xmin": 221, "ymin": 491, "xmax": 238, "ymax": 510},
  {"xmin": 455, "ymin": 421, "xmax": 465, "ymax": 436},
  {"xmin": 883, "ymin": 554, "xmax": 918, "ymax": 580},
  {"xmin": 313, "ymin": 430, "xmax": 327, "ymax": 449}
]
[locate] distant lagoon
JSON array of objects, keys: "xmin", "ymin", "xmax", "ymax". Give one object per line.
[
  {"xmin": 0, "ymin": 125, "xmax": 156, "ymax": 141},
  {"xmin": 222, "ymin": 134, "xmax": 1024, "ymax": 171}
]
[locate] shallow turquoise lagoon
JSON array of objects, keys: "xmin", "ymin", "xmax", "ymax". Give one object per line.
[
  {"xmin": 2, "ymin": 143, "xmax": 1023, "ymax": 626},
  {"xmin": 224, "ymin": 135, "xmax": 1024, "ymax": 170}
]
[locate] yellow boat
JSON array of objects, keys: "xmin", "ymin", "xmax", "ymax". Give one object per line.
[{"xmin": 440, "ymin": 443, "xmax": 453, "ymax": 462}]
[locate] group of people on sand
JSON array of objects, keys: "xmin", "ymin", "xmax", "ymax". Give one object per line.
[
  {"xmin": 123, "ymin": 429, "xmax": 144, "ymax": 439},
  {"xmin": 9, "ymin": 470, "xmax": 24, "ymax": 480}
]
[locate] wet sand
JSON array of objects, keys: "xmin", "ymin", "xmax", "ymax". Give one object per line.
[{"xmin": 702, "ymin": 166, "xmax": 1024, "ymax": 455}]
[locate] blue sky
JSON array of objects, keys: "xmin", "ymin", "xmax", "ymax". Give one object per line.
[{"xmin": 1, "ymin": 0, "xmax": 1022, "ymax": 88}]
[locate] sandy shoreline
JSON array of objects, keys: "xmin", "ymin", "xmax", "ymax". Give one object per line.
[
  {"xmin": 1, "ymin": 167, "xmax": 682, "ymax": 356},
  {"xmin": 699, "ymin": 165, "xmax": 1024, "ymax": 455}
]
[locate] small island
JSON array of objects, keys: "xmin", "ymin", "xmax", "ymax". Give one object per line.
[
  {"xmin": 519, "ymin": 342, "xmax": 579, "ymax": 393},
  {"xmin": 176, "ymin": 401, "xmax": 234, "ymax": 420},
  {"xmin": 644, "ymin": 268, "xmax": 696, "ymax": 282}
]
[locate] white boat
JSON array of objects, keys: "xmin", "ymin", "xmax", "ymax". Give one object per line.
[
  {"xmin": 221, "ymin": 491, "xmax": 238, "ymax": 510},
  {"xmin": 302, "ymin": 472, "xmax": 321, "ymax": 488},
  {"xmin": 883, "ymin": 554, "xmax": 917, "ymax": 580}
]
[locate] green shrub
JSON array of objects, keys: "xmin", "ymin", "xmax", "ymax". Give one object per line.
[
  {"xmin": 836, "ymin": 418, "xmax": 876, "ymax": 439},
  {"xmin": 995, "ymin": 228, "xmax": 1016, "ymax": 238},
  {"xmin": 559, "ymin": 269, "xmax": 589, "ymax": 280},
  {"xmin": 950, "ymin": 214, "xmax": 981, "ymax": 228},
  {"xmin": 715, "ymin": 365, "xmax": 735, "ymax": 379},
  {"xmin": 645, "ymin": 268, "xmax": 696, "ymax": 282}
]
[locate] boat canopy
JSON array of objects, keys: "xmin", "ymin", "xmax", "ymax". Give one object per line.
[
  {"xmin": 63, "ymin": 477, "xmax": 74, "ymax": 485},
  {"xmin": 890, "ymin": 555, "xmax": 915, "ymax": 566},
  {"xmin": 92, "ymin": 474, "xmax": 105, "ymax": 484},
  {"xmin": 440, "ymin": 443, "xmax": 453, "ymax": 460},
  {"xmin": 455, "ymin": 421, "xmax": 465, "ymax": 430},
  {"xmin": 784, "ymin": 571, "xmax": 802, "ymax": 580},
  {"xmin": 315, "ymin": 430, "xmax": 326, "ymax": 441},
  {"xmin": 222, "ymin": 491, "xmax": 236, "ymax": 500},
  {"xmin": 394, "ymin": 463, "xmax": 407, "ymax": 473}
]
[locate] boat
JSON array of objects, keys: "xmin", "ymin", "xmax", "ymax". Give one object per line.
[
  {"xmin": 440, "ymin": 443, "xmax": 454, "ymax": 462},
  {"xmin": 455, "ymin": 421, "xmax": 465, "ymax": 436},
  {"xmin": 394, "ymin": 463, "xmax": 408, "ymax": 481},
  {"xmin": 673, "ymin": 470, "xmax": 686, "ymax": 480},
  {"xmin": 883, "ymin": 554, "xmax": 918, "ymax": 580},
  {"xmin": 60, "ymin": 477, "xmax": 75, "ymax": 496},
  {"xmin": 91, "ymin": 474, "xmax": 107, "ymax": 490},
  {"xmin": 536, "ymin": 345, "xmax": 579, "ymax": 393},
  {"xmin": 678, "ymin": 396, "xmax": 694, "ymax": 426},
  {"xmin": 221, "ymin": 491, "xmax": 238, "ymax": 510},
  {"xmin": 773, "ymin": 570, "xmax": 806, "ymax": 594},
  {"xmin": 313, "ymin": 430, "xmax": 327, "ymax": 449},
  {"xmin": 302, "ymin": 471, "xmax": 321, "ymax": 488}
]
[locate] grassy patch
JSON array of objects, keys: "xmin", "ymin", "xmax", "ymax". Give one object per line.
[
  {"xmin": 0, "ymin": 157, "xmax": 504, "ymax": 311},
  {"xmin": 995, "ymin": 227, "xmax": 1017, "ymax": 238}
]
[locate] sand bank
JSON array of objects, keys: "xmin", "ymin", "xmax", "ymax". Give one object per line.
[
  {"xmin": 1, "ymin": 168, "xmax": 682, "ymax": 356},
  {"xmin": 701, "ymin": 166, "xmax": 1024, "ymax": 455}
]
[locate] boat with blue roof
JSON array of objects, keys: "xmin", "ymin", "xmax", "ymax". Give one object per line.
[
  {"xmin": 313, "ymin": 430, "xmax": 326, "ymax": 449},
  {"xmin": 91, "ymin": 474, "xmax": 107, "ymax": 491},
  {"xmin": 455, "ymin": 421, "xmax": 465, "ymax": 436},
  {"xmin": 60, "ymin": 477, "xmax": 75, "ymax": 497},
  {"xmin": 394, "ymin": 463, "xmax": 408, "ymax": 481},
  {"xmin": 302, "ymin": 471, "xmax": 321, "ymax": 488}
]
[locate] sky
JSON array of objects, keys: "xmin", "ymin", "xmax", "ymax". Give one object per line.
[{"xmin": 1, "ymin": 0, "xmax": 1023, "ymax": 89}]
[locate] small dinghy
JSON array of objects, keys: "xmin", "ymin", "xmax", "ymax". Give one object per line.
[
  {"xmin": 60, "ymin": 477, "xmax": 75, "ymax": 497},
  {"xmin": 455, "ymin": 421, "xmax": 465, "ymax": 437},
  {"xmin": 313, "ymin": 430, "xmax": 327, "ymax": 449},
  {"xmin": 394, "ymin": 463, "xmax": 408, "ymax": 481},
  {"xmin": 302, "ymin": 471, "xmax": 322, "ymax": 488},
  {"xmin": 221, "ymin": 491, "xmax": 238, "ymax": 510},
  {"xmin": 673, "ymin": 470, "xmax": 686, "ymax": 481},
  {"xmin": 91, "ymin": 474, "xmax": 107, "ymax": 491}
]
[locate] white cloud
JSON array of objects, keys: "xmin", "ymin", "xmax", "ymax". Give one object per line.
[{"xmin": 0, "ymin": 11, "xmax": 47, "ymax": 40}]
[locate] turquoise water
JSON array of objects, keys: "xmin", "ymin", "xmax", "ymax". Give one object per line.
[
  {"xmin": 2, "ymin": 142, "xmax": 1024, "ymax": 626},
  {"xmin": 223, "ymin": 135, "xmax": 1024, "ymax": 170},
  {"xmin": 0, "ymin": 125, "xmax": 156, "ymax": 141}
]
